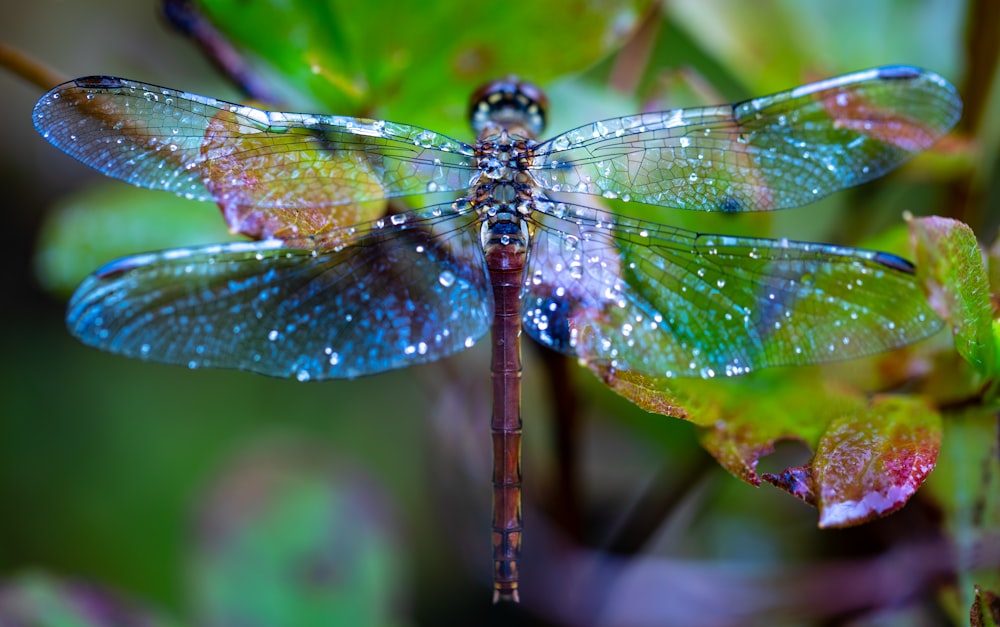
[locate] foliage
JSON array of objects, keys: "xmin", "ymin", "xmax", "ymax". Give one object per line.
[{"xmin": 2, "ymin": 0, "xmax": 998, "ymax": 625}]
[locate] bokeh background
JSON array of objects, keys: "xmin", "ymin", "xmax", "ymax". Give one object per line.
[{"xmin": 0, "ymin": 1, "xmax": 997, "ymax": 625}]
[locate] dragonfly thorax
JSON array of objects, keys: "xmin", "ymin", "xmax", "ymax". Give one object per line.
[
  {"xmin": 470, "ymin": 77, "xmax": 547, "ymax": 139},
  {"xmin": 471, "ymin": 178, "xmax": 533, "ymax": 256}
]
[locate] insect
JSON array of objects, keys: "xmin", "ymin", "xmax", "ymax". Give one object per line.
[{"xmin": 32, "ymin": 65, "xmax": 961, "ymax": 602}]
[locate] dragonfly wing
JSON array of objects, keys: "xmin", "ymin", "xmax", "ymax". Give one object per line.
[
  {"xmin": 531, "ymin": 66, "xmax": 961, "ymax": 212},
  {"xmin": 68, "ymin": 204, "xmax": 491, "ymax": 379},
  {"xmin": 522, "ymin": 201, "xmax": 941, "ymax": 378},
  {"xmin": 33, "ymin": 76, "xmax": 478, "ymax": 239}
]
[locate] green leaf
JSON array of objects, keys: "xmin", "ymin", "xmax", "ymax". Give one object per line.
[
  {"xmin": 195, "ymin": 0, "xmax": 643, "ymax": 136},
  {"xmin": 924, "ymin": 408, "xmax": 1000, "ymax": 618},
  {"xmin": 910, "ymin": 215, "xmax": 997, "ymax": 378},
  {"xmin": 666, "ymin": 0, "xmax": 962, "ymax": 92},
  {"xmin": 35, "ymin": 183, "xmax": 235, "ymax": 297},
  {"xmin": 190, "ymin": 439, "xmax": 408, "ymax": 627}
]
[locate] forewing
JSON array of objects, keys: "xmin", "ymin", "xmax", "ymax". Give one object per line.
[
  {"xmin": 67, "ymin": 204, "xmax": 490, "ymax": 379},
  {"xmin": 522, "ymin": 202, "xmax": 941, "ymax": 378},
  {"xmin": 531, "ymin": 66, "xmax": 961, "ymax": 212},
  {"xmin": 32, "ymin": 76, "xmax": 477, "ymax": 239}
]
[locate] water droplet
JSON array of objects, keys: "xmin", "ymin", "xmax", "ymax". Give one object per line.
[
  {"xmin": 414, "ymin": 130, "xmax": 436, "ymax": 147},
  {"xmin": 438, "ymin": 270, "xmax": 456, "ymax": 287}
]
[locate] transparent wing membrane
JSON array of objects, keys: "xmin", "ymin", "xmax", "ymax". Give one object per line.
[
  {"xmin": 522, "ymin": 201, "xmax": 942, "ymax": 378},
  {"xmin": 67, "ymin": 204, "xmax": 491, "ymax": 379},
  {"xmin": 36, "ymin": 66, "xmax": 959, "ymax": 380},
  {"xmin": 531, "ymin": 66, "xmax": 961, "ymax": 213}
]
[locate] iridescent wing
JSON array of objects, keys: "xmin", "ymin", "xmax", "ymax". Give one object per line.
[
  {"xmin": 522, "ymin": 201, "xmax": 940, "ymax": 378},
  {"xmin": 68, "ymin": 204, "xmax": 491, "ymax": 379},
  {"xmin": 531, "ymin": 66, "xmax": 961, "ymax": 212},
  {"xmin": 32, "ymin": 76, "xmax": 478, "ymax": 239}
]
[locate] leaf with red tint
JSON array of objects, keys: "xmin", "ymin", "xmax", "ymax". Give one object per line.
[
  {"xmin": 699, "ymin": 373, "xmax": 868, "ymax": 486},
  {"xmin": 592, "ymin": 364, "xmax": 869, "ymax": 486},
  {"xmin": 200, "ymin": 109, "xmax": 387, "ymax": 245},
  {"xmin": 588, "ymin": 365, "xmax": 701, "ymax": 421},
  {"xmin": 700, "ymin": 419, "xmax": 803, "ymax": 487},
  {"xmin": 911, "ymin": 216, "xmax": 997, "ymax": 378},
  {"xmin": 810, "ymin": 396, "xmax": 941, "ymax": 527},
  {"xmin": 971, "ymin": 585, "xmax": 1000, "ymax": 627}
]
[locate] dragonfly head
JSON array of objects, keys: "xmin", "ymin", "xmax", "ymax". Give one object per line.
[{"xmin": 470, "ymin": 77, "xmax": 547, "ymax": 139}]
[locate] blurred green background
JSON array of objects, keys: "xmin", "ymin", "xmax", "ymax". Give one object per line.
[{"xmin": 0, "ymin": 1, "xmax": 997, "ymax": 625}]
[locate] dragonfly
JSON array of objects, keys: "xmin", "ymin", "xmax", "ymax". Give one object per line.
[{"xmin": 32, "ymin": 65, "xmax": 961, "ymax": 602}]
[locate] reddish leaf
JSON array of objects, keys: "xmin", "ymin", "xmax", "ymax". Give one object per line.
[
  {"xmin": 589, "ymin": 365, "xmax": 702, "ymax": 421},
  {"xmin": 697, "ymin": 376, "xmax": 862, "ymax": 486},
  {"xmin": 701, "ymin": 422, "xmax": 787, "ymax": 486},
  {"xmin": 591, "ymin": 362, "xmax": 866, "ymax": 486},
  {"xmin": 812, "ymin": 396, "xmax": 941, "ymax": 527},
  {"xmin": 200, "ymin": 108, "xmax": 388, "ymax": 244},
  {"xmin": 971, "ymin": 585, "xmax": 1000, "ymax": 627}
]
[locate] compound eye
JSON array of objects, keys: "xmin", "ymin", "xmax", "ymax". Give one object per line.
[{"xmin": 469, "ymin": 77, "xmax": 547, "ymax": 137}]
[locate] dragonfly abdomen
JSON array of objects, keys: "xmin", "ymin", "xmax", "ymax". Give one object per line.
[{"xmin": 484, "ymin": 218, "xmax": 527, "ymax": 603}]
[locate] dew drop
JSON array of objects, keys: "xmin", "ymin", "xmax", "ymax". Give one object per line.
[{"xmin": 438, "ymin": 270, "xmax": 456, "ymax": 287}]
